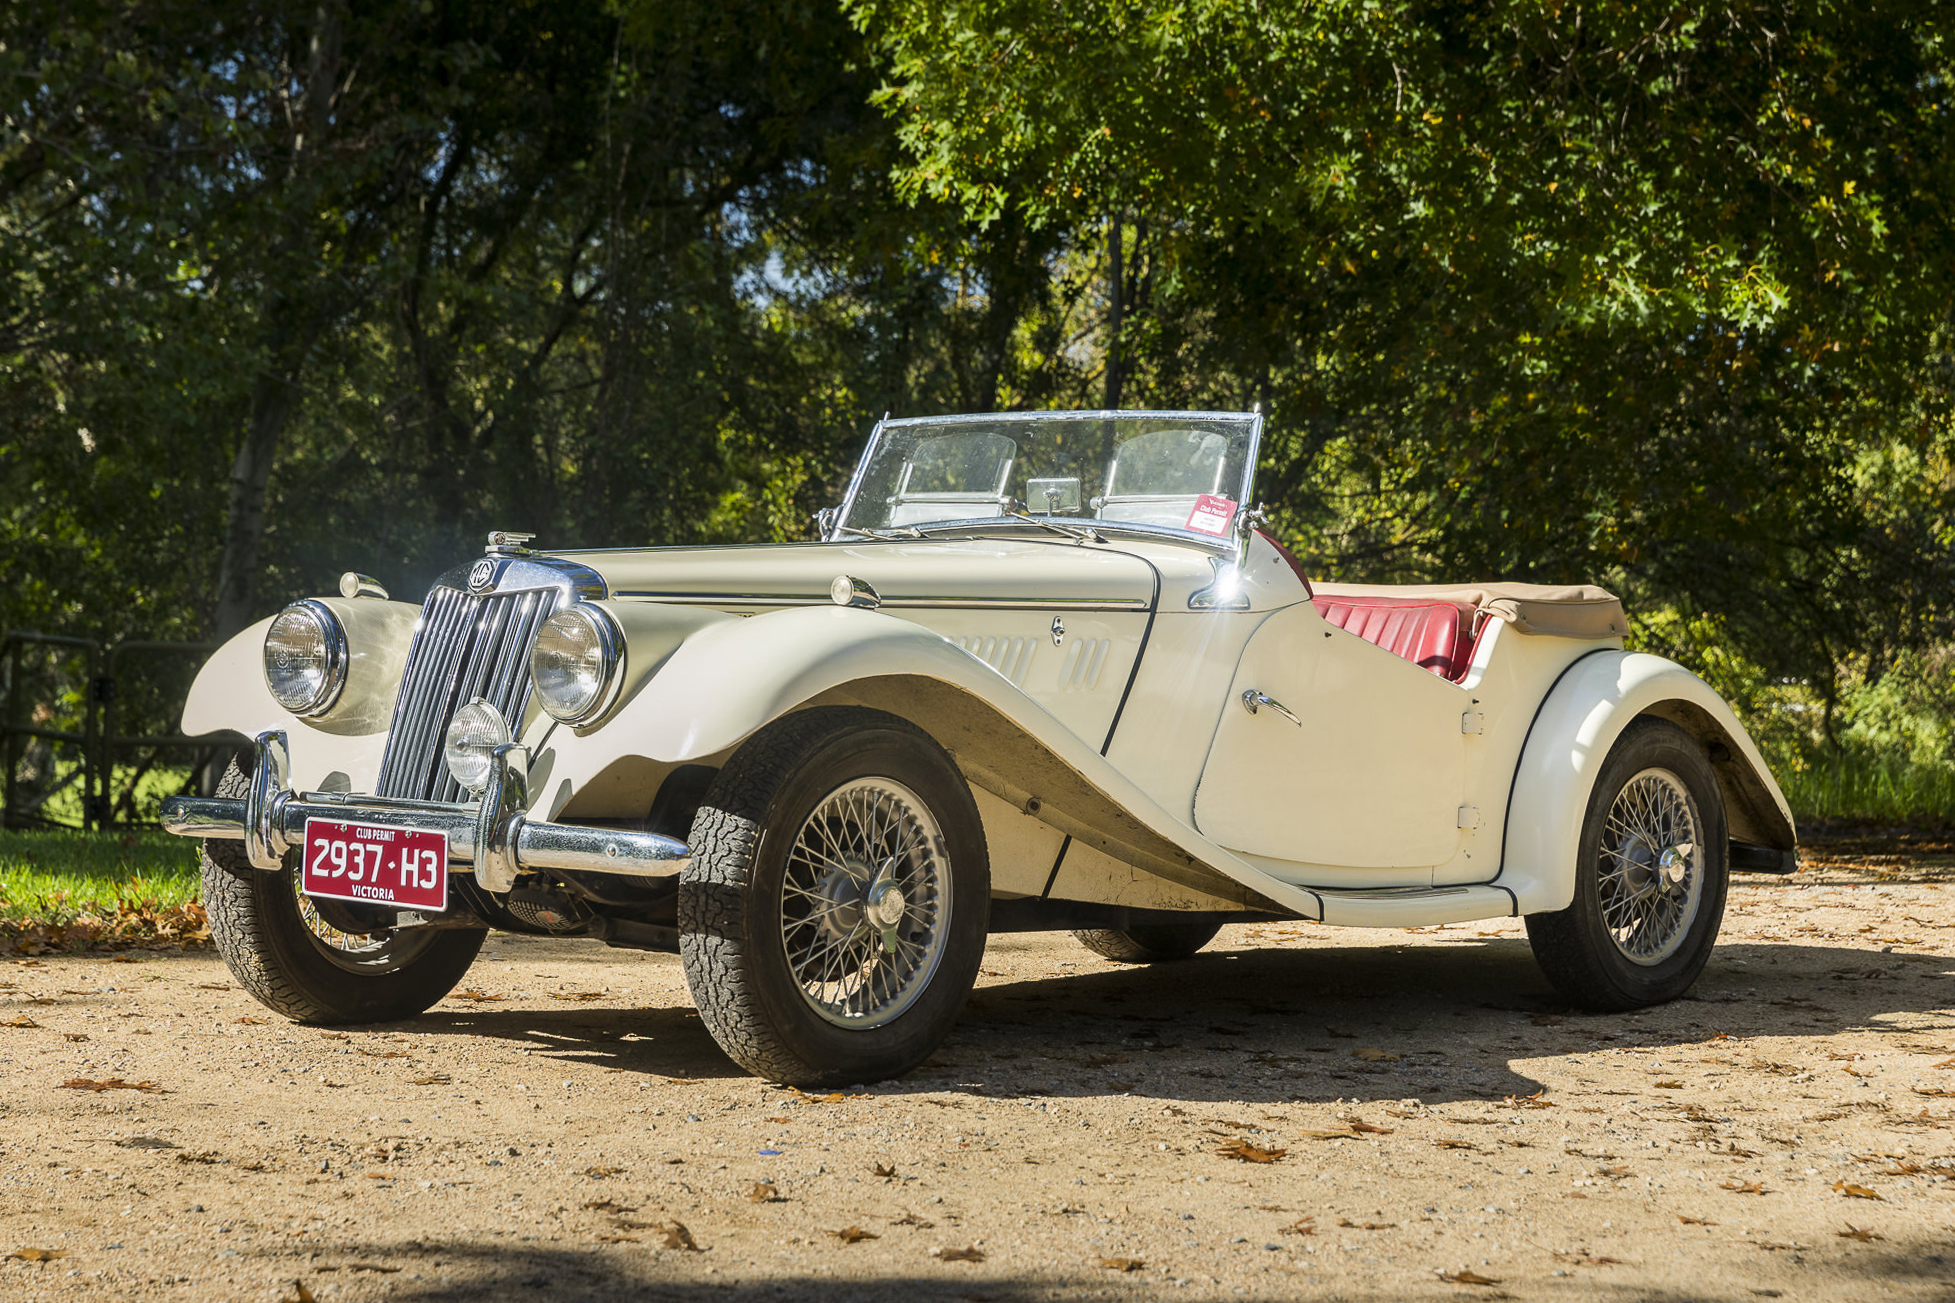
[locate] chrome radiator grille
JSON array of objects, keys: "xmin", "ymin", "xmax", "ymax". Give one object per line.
[{"xmin": 375, "ymin": 585, "xmax": 561, "ymax": 802}]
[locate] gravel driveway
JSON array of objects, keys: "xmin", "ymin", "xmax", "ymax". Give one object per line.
[{"xmin": 3, "ymin": 839, "xmax": 1954, "ymax": 1301}]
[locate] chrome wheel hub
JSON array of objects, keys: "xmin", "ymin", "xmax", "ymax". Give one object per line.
[
  {"xmin": 1597, "ymin": 768, "xmax": 1703, "ymax": 966},
  {"xmin": 780, "ymin": 778, "xmax": 950, "ymax": 1029}
]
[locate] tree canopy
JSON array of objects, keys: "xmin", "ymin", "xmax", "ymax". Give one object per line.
[{"xmin": 5, "ymin": 0, "xmax": 1955, "ymax": 766}]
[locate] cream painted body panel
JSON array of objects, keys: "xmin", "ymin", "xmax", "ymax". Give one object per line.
[
  {"xmin": 179, "ymin": 599, "xmax": 421, "ymax": 794},
  {"xmin": 1497, "ymin": 651, "xmax": 1796, "ymax": 915},
  {"xmin": 1196, "ymin": 601, "xmax": 1467, "ymax": 872}
]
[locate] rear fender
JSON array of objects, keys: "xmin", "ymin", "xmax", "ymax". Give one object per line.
[
  {"xmin": 534, "ymin": 605, "xmax": 1316, "ymax": 917},
  {"xmin": 1499, "ymin": 651, "xmax": 1796, "ymax": 915}
]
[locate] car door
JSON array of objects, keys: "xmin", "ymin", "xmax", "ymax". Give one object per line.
[{"xmin": 1193, "ymin": 601, "xmax": 1467, "ymax": 872}]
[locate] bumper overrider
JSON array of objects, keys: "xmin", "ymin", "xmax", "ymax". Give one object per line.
[{"xmin": 159, "ymin": 731, "xmax": 690, "ymax": 893}]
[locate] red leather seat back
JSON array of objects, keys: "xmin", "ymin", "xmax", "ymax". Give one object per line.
[{"xmin": 1312, "ymin": 596, "xmax": 1475, "ymax": 680}]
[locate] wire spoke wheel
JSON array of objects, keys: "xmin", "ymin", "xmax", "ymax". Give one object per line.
[
  {"xmin": 287, "ymin": 871, "xmax": 435, "ymax": 975},
  {"xmin": 1594, "ymin": 767, "xmax": 1703, "ymax": 966},
  {"xmin": 779, "ymin": 778, "xmax": 950, "ymax": 1029}
]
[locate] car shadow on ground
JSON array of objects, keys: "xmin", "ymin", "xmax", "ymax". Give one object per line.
[
  {"xmin": 302, "ymin": 1241, "xmax": 1955, "ymax": 1303},
  {"xmin": 398, "ymin": 935, "xmax": 1955, "ymax": 1107}
]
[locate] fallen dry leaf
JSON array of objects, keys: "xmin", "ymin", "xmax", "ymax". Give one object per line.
[
  {"xmin": 1344, "ymin": 1117, "xmax": 1393, "ymax": 1134},
  {"xmin": 1096, "ymin": 1255, "xmax": 1144, "ymax": 1271},
  {"xmin": 1880, "ymin": 1162, "xmax": 1925, "ymax": 1175},
  {"xmin": 1721, "ymin": 1180, "xmax": 1768, "ymax": 1195},
  {"xmin": 175, "ymin": 1151, "xmax": 223, "ymax": 1165},
  {"xmin": 658, "ymin": 1222, "xmax": 700, "ymax": 1251},
  {"xmin": 1838, "ymin": 1224, "xmax": 1885, "ymax": 1241},
  {"xmin": 232, "ymin": 1016, "xmax": 266, "ymax": 1025},
  {"xmin": 829, "ymin": 1226, "xmax": 879, "ymax": 1244},
  {"xmin": 1678, "ymin": 1215, "xmax": 1718, "ymax": 1226},
  {"xmin": 1832, "ymin": 1180, "xmax": 1882, "ymax": 1200},
  {"xmin": 595, "ymin": 1234, "xmax": 638, "ymax": 1244},
  {"xmin": 1352, "ymin": 1047, "xmax": 1399, "ymax": 1062},
  {"xmin": 409, "ymin": 1074, "xmax": 452, "ymax": 1086},
  {"xmin": 1652, "ymin": 1080, "xmax": 1684, "ymax": 1089},
  {"xmin": 317, "ymin": 1031, "xmax": 349, "ymax": 1041},
  {"xmin": 60, "ymin": 1077, "xmax": 161, "ymax": 1093},
  {"xmin": 873, "ymin": 1162, "xmax": 898, "ymax": 1180},
  {"xmin": 448, "ymin": 990, "xmax": 506, "ymax": 1003},
  {"xmin": 62, "ymin": 1033, "xmax": 86, "ymax": 1043},
  {"xmin": 193, "ymin": 983, "xmax": 229, "ymax": 990},
  {"xmin": 1913, "ymin": 1087, "xmax": 1955, "ymax": 1098},
  {"xmin": 281, "ymin": 1282, "xmax": 317, "ymax": 1303},
  {"xmin": 889, "ymin": 1212, "xmax": 935, "ymax": 1228},
  {"xmin": 1504, "ymin": 1090, "xmax": 1556, "ymax": 1110},
  {"xmin": 933, "ymin": 1246, "xmax": 984, "ymax": 1262},
  {"xmin": 345, "ymin": 1263, "xmax": 400, "ymax": 1273},
  {"xmin": 582, "ymin": 1165, "xmax": 623, "ymax": 1178},
  {"xmin": 584, "ymin": 1200, "xmax": 636, "ymax": 1213},
  {"xmin": 1217, "ymin": 1139, "xmax": 1287, "ymax": 1163},
  {"xmin": 1280, "ymin": 1216, "xmax": 1317, "ymax": 1236},
  {"xmin": 1434, "ymin": 1139, "xmax": 1480, "ymax": 1151},
  {"xmin": 0, "ymin": 1017, "xmax": 38, "ymax": 1029},
  {"xmin": 1440, "ymin": 1268, "xmax": 1502, "ymax": 1285},
  {"xmin": 5, "ymin": 1248, "xmax": 68, "ymax": 1262},
  {"xmin": 552, "ymin": 991, "xmax": 606, "ymax": 1001},
  {"xmin": 747, "ymin": 1183, "xmax": 783, "ymax": 1204},
  {"xmin": 1338, "ymin": 1218, "xmax": 1397, "ymax": 1230}
]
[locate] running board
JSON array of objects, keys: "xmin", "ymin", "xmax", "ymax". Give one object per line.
[{"xmin": 1309, "ymin": 883, "xmax": 1516, "ymax": 928}]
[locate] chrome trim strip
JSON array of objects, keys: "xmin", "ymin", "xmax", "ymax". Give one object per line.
[
  {"xmin": 613, "ymin": 591, "xmax": 1149, "ymax": 611},
  {"xmin": 434, "ymin": 554, "xmax": 608, "ymax": 603},
  {"xmin": 164, "ymin": 732, "xmax": 689, "ymax": 880}
]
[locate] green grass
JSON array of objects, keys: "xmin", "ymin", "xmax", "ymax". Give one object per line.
[
  {"xmin": 1758, "ymin": 745, "xmax": 1955, "ymax": 828},
  {"xmin": 0, "ymin": 828, "xmax": 200, "ymax": 925}
]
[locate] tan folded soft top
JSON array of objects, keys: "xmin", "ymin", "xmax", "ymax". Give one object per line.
[{"xmin": 1310, "ymin": 581, "xmax": 1627, "ymax": 641}]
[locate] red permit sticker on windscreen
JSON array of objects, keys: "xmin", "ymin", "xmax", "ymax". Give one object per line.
[{"xmin": 1186, "ymin": 494, "xmax": 1238, "ymax": 536}]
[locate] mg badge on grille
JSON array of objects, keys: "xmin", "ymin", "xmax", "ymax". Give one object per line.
[{"xmin": 467, "ymin": 558, "xmax": 497, "ymax": 593}]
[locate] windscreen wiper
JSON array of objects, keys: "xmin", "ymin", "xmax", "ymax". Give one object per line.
[
  {"xmin": 831, "ymin": 524, "xmax": 925, "ymax": 541},
  {"xmin": 1002, "ymin": 506, "xmax": 1105, "ymax": 544}
]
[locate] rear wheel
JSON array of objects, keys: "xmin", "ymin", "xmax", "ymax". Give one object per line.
[
  {"xmin": 201, "ymin": 761, "xmax": 485, "ymax": 1024},
  {"xmin": 679, "ymin": 708, "xmax": 989, "ymax": 1086},
  {"xmin": 1073, "ymin": 920, "xmax": 1223, "ymax": 963},
  {"xmin": 1525, "ymin": 719, "xmax": 1729, "ymax": 1011}
]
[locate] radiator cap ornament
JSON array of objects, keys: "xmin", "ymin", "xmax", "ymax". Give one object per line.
[{"xmin": 485, "ymin": 530, "xmax": 536, "ymax": 556}]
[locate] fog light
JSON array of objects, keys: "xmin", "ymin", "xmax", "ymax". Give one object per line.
[{"xmin": 443, "ymin": 698, "xmax": 511, "ymax": 793}]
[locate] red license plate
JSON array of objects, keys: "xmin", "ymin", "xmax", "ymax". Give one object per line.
[{"xmin": 301, "ymin": 819, "xmax": 448, "ymax": 913}]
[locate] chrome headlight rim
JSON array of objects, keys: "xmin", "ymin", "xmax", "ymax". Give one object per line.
[
  {"xmin": 530, "ymin": 603, "xmax": 626, "ymax": 727},
  {"xmin": 263, "ymin": 599, "xmax": 349, "ymax": 718}
]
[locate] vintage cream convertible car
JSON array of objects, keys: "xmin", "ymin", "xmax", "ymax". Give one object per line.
[{"xmin": 162, "ymin": 411, "xmax": 1797, "ymax": 1085}]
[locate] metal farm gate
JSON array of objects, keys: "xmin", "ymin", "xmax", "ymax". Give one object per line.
[{"xmin": 1, "ymin": 632, "xmax": 242, "ymax": 831}]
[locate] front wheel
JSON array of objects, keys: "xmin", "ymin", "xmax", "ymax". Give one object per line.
[
  {"xmin": 202, "ymin": 762, "xmax": 486, "ymax": 1024},
  {"xmin": 679, "ymin": 708, "xmax": 990, "ymax": 1086},
  {"xmin": 1073, "ymin": 920, "xmax": 1223, "ymax": 963},
  {"xmin": 1525, "ymin": 718, "xmax": 1729, "ymax": 1011}
]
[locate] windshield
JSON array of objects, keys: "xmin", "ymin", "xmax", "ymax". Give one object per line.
[{"xmin": 835, "ymin": 411, "xmax": 1260, "ymax": 543}]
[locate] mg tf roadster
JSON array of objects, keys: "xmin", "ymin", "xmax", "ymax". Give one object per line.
[{"xmin": 162, "ymin": 410, "xmax": 1797, "ymax": 1085}]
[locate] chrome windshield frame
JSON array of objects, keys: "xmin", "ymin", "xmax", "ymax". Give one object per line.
[{"xmin": 828, "ymin": 409, "xmax": 1263, "ymax": 546}]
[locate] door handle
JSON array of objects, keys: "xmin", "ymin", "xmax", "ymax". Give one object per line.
[{"xmin": 1240, "ymin": 689, "xmax": 1302, "ymax": 727}]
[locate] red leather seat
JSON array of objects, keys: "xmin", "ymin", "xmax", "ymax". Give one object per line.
[{"xmin": 1312, "ymin": 595, "xmax": 1475, "ymax": 680}]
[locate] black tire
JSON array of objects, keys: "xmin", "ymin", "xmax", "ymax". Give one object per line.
[
  {"xmin": 201, "ymin": 761, "xmax": 486, "ymax": 1024},
  {"xmin": 1073, "ymin": 920, "xmax": 1223, "ymax": 963},
  {"xmin": 679, "ymin": 708, "xmax": 990, "ymax": 1087},
  {"xmin": 1525, "ymin": 718, "xmax": 1729, "ymax": 1011}
]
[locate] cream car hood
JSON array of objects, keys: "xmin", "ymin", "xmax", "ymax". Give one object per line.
[{"xmin": 552, "ymin": 537, "xmax": 1162, "ymax": 610}]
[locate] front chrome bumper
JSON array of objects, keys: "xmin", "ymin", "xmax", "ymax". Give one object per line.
[{"xmin": 159, "ymin": 731, "xmax": 690, "ymax": 892}]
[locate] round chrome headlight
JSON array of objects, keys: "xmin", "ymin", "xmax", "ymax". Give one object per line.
[
  {"xmin": 443, "ymin": 698, "xmax": 512, "ymax": 793},
  {"xmin": 530, "ymin": 605, "xmax": 624, "ymax": 725},
  {"xmin": 263, "ymin": 600, "xmax": 348, "ymax": 716}
]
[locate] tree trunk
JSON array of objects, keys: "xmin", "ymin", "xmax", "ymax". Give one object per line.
[
  {"xmin": 208, "ymin": 2, "xmax": 345, "ymax": 639},
  {"xmin": 1103, "ymin": 213, "xmax": 1124, "ymax": 411}
]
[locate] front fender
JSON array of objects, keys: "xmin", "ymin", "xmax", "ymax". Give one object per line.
[
  {"xmin": 180, "ymin": 598, "xmax": 420, "ymax": 791},
  {"xmin": 537, "ymin": 604, "xmax": 1322, "ymax": 918},
  {"xmin": 1498, "ymin": 651, "xmax": 1796, "ymax": 915}
]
